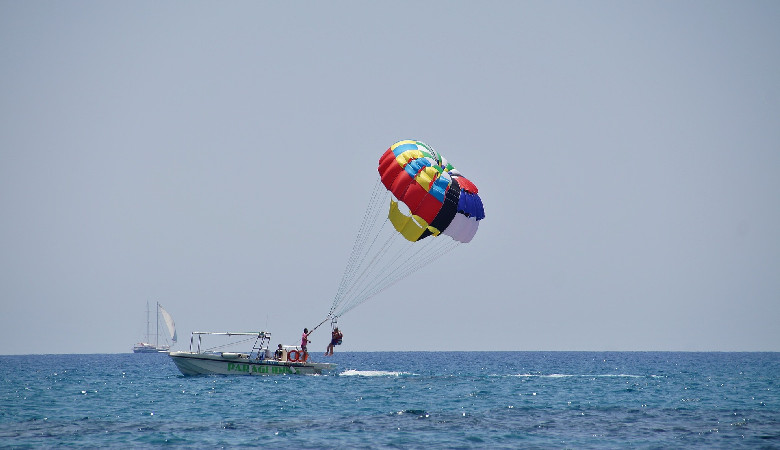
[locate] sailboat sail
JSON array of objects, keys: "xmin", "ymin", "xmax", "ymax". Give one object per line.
[
  {"xmin": 159, "ymin": 304, "xmax": 177, "ymax": 343},
  {"xmin": 133, "ymin": 301, "xmax": 177, "ymax": 353}
]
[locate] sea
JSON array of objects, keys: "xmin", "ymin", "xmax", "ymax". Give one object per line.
[{"xmin": 1, "ymin": 352, "xmax": 778, "ymax": 448}]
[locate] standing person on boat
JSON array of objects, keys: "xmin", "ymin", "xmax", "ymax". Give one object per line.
[
  {"xmin": 325, "ymin": 327, "xmax": 343, "ymax": 356},
  {"xmin": 301, "ymin": 328, "xmax": 311, "ymax": 361},
  {"xmin": 274, "ymin": 344, "xmax": 284, "ymax": 360}
]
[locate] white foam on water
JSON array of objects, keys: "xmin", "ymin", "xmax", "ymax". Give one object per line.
[{"xmin": 339, "ymin": 369, "xmax": 412, "ymax": 377}]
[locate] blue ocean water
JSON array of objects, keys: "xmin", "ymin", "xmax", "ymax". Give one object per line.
[{"xmin": 1, "ymin": 352, "xmax": 778, "ymax": 448}]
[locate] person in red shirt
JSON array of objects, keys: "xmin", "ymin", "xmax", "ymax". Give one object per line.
[{"xmin": 301, "ymin": 328, "xmax": 311, "ymax": 361}]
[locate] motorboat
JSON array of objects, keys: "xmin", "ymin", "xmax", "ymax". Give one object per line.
[{"xmin": 168, "ymin": 331, "xmax": 335, "ymax": 376}]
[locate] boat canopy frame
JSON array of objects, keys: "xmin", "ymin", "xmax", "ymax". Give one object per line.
[{"xmin": 188, "ymin": 331, "xmax": 271, "ymax": 360}]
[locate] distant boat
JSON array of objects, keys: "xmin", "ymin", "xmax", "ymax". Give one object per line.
[{"xmin": 133, "ymin": 301, "xmax": 177, "ymax": 353}]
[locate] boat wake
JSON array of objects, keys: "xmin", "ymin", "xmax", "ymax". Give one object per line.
[{"xmin": 339, "ymin": 369, "xmax": 413, "ymax": 377}]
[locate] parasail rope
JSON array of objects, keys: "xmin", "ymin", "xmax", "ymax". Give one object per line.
[
  {"xmin": 336, "ymin": 229, "xmax": 396, "ymax": 306},
  {"xmin": 335, "ymin": 238, "xmax": 460, "ymax": 317},
  {"xmin": 326, "ymin": 176, "xmax": 464, "ymax": 321},
  {"xmin": 336, "ymin": 206, "xmax": 389, "ymax": 307},
  {"xmin": 330, "ymin": 180, "xmax": 387, "ymax": 315}
]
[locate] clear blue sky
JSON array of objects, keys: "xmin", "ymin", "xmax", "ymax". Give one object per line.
[{"xmin": 2, "ymin": 1, "xmax": 778, "ymax": 354}]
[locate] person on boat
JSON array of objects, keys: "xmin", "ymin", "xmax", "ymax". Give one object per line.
[
  {"xmin": 274, "ymin": 344, "xmax": 284, "ymax": 360},
  {"xmin": 301, "ymin": 328, "xmax": 310, "ymax": 361},
  {"xmin": 325, "ymin": 327, "xmax": 343, "ymax": 356}
]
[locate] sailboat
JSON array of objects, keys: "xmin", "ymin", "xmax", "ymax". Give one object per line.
[{"xmin": 133, "ymin": 301, "xmax": 177, "ymax": 353}]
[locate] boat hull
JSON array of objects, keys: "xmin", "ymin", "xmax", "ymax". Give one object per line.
[
  {"xmin": 169, "ymin": 351, "xmax": 335, "ymax": 376},
  {"xmin": 134, "ymin": 343, "xmax": 170, "ymax": 353}
]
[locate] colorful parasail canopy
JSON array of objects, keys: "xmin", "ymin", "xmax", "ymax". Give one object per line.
[{"xmin": 378, "ymin": 140, "xmax": 485, "ymax": 243}]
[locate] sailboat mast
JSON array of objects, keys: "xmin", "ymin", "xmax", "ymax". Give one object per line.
[
  {"xmin": 146, "ymin": 301, "xmax": 150, "ymax": 343},
  {"xmin": 156, "ymin": 301, "xmax": 160, "ymax": 348}
]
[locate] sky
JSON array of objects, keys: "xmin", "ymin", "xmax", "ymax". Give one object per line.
[{"xmin": 1, "ymin": 1, "xmax": 779, "ymax": 354}]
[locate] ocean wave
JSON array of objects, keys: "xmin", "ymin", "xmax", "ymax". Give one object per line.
[{"xmin": 513, "ymin": 373, "xmax": 662, "ymax": 378}]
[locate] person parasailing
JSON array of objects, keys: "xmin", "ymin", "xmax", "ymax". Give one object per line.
[{"xmin": 325, "ymin": 327, "xmax": 343, "ymax": 356}]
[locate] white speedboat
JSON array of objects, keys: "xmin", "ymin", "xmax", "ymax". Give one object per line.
[{"xmin": 169, "ymin": 331, "xmax": 335, "ymax": 376}]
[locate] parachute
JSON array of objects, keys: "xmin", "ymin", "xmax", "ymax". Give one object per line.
[
  {"xmin": 321, "ymin": 140, "xmax": 485, "ymax": 324},
  {"xmin": 378, "ymin": 140, "xmax": 485, "ymax": 243}
]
